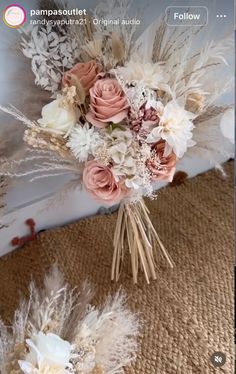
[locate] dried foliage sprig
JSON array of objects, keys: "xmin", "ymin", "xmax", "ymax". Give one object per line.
[
  {"xmin": 0, "ymin": 149, "xmax": 82, "ymax": 183},
  {"xmin": 0, "ymin": 105, "xmax": 37, "ymax": 128},
  {"xmin": 19, "ymin": 24, "xmax": 79, "ymax": 93}
]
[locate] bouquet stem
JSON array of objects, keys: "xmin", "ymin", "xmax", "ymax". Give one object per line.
[{"xmin": 112, "ymin": 199, "xmax": 174, "ymax": 284}]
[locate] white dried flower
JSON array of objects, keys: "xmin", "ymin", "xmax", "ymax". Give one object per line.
[
  {"xmin": 18, "ymin": 332, "xmax": 71, "ymax": 374},
  {"xmin": 19, "ymin": 362, "xmax": 66, "ymax": 374},
  {"xmin": 113, "ymin": 61, "xmax": 170, "ymax": 92},
  {"xmin": 147, "ymin": 100, "xmax": 196, "ymax": 158},
  {"xmin": 38, "ymin": 98, "xmax": 79, "ymax": 137},
  {"xmin": 67, "ymin": 123, "xmax": 103, "ymax": 162}
]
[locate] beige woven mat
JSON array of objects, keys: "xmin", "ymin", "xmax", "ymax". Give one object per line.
[{"xmin": 0, "ymin": 161, "xmax": 234, "ymax": 373}]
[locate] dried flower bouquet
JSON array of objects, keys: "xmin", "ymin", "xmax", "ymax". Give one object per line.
[
  {"xmin": 0, "ymin": 0, "xmax": 234, "ymax": 283},
  {"xmin": 0, "ymin": 266, "xmax": 138, "ymax": 374}
]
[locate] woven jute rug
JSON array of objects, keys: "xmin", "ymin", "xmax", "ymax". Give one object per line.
[{"xmin": 0, "ymin": 161, "xmax": 234, "ymax": 373}]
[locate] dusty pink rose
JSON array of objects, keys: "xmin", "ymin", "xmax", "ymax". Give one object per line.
[
  {"xmin": 63, "ymin": 60, "xmax": 102, "ymax": 93},
  {"xmin": 86, "ymin": 79, "xmax": 129, "ymax": 128},
  {"xmin": 146, "ymin": 141, "xmax": 177, "ymax": 182},
  {"xmin": 83, "ymin": 160, "xmax": 127, "ymax": 205}
]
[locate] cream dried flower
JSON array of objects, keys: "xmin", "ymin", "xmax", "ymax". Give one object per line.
[
  {"xmin": 112, "ymin": 150, "xmax": 137, "ymax": 178},
  {"xmin": 104, "ymin": 127, "xmax": 136, "ymax": 177},
  {"xmin": 67, "ymin": 123, "xmax": 103, "ymax": 162},
  {"xmin": 113, "ymin": 61, "xmax": 170, "ymax": 92},
  {"xmin": 18, "ymin": 332, "xmax": 71, "ymax": 374},
  {"xmin": 105, "ymin": 127, "xmax": 133, "ymax": 147},
  {"xmin": 147, "ymin": 100, "xmax": 196, "ymax": 158},
  {"xmin": 38, "ymin": 98, "xmax": 79, "ymax": 137},
  {"xmin": 18, "ymin": 362, "xmax": 66, "ymax": 374}
]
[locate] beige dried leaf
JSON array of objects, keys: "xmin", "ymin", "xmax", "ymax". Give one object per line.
[{"xmin": 111, "ymin": 32, "xmax": 124, "ymax": 62}]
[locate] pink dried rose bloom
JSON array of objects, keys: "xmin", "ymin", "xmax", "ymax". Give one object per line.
[
  {"xmin": 86, "ymin": 78, "xmax": 129, "ymax": 128},
  {"xmin": 83, "ymin": 160, "xmax": 127, "ymax": 205},
  {"xmin": 146, "ymin": 141, "xmax": 177, "ymax": 182},
  {"xmin": 63, "ymin": 60, "xmax": 103, "ymax": 93}
]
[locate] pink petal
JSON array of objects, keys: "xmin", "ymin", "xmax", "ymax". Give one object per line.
[
  {"xmin": 105, "ymin": 109, "xmax": 128, "ymax": 123},
  {"xmin": 86, "ymin": 112, "xmax": 108, "ymax": 128}
]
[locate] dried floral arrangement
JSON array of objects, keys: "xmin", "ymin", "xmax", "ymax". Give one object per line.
[
  {"xmin": 0, "ymin": 265, "xmax": 138, "ymax": 374},
  {"xmin": 0, "ymin": 0, "xmax": 234, "ymax": 282}
]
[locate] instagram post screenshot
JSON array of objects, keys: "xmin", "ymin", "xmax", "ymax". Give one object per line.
[{"xmin": 0, "ymin": 0, "xmax": 234, "ymax": 373}]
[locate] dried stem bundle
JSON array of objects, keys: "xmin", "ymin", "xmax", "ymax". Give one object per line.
[{"xmin": 112, "ymin": 199, "xmax": 173, "ymax": 283}]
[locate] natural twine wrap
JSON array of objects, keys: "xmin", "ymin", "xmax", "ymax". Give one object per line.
[{"xmin": 0, "ymin": 161, "xmax": 233, "ymax": 373}]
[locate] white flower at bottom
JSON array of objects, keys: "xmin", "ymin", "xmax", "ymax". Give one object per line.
[
  {"xmin": 67, "ymin": 123, "xmax": 103, "ymax": 162},
  {"xmin": 18, "ymin": 361, "xmax": 66, "ymax": 374},
  {"xmin": 147, "ymin": 100, "xmax": 196, "ymax": 158},
  {"xmin": 18, "ymin": 332, "xmax": 71, "ymax": 374}
]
